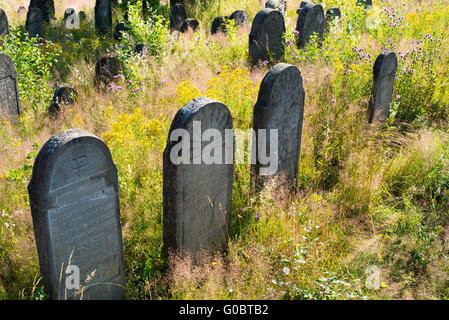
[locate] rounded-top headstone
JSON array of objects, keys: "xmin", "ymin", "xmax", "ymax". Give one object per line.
[
  {"xmin": 229, "ymin": 10, "xmax": 249, "ymax": 27},
  {"xmin": 95, "ymin": 53, "xmax": 122, "ymax": 87},
  {"xmin": 326, "ymin": 7, "xmax": 341, "ymax": 20},
  {"xmin": 295, "ymin": 1, "xmax": 325, "ymax": 48},
  {"xmin": 265, "ymin": 0, "xmax": 287, "ymax": 13},
  {"xmin": 0, "ymin": 8, "xmax": 10, "ymax": 37},
  {"xmin": 48, "ymin": 85, "xmax": 77, "ymax": 117},
  {"xmin": 211, "ymin": 15, "xmax": 229, "ymax": 34},
  {"xmin": 180, "ymin": 18, "xmax": 199, "ymax": 33},
  {"xmin": 26, "ymin": 7, "xmax": 45, "ymax": 38},
  {"xmin": 0, "ymin": 53, "xmax": 20, "ymax": 120},
  {"xmin": 170, "ymin": 4, "xmax": 187, "ymax": 31},
  {"xmin": 249, "ymin": 8, "xmax": 286, "ymax": 65},
  {"xmin": 28, "ymin": 129, "xmax": 126, "ymax": 300}
]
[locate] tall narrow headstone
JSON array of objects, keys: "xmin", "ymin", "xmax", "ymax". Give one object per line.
[
  {"xmin": 28, "ymin": 0, "xmax": 54, "ymax": 22},
  {"xmin": 26, "ymin": 8, "xmax": 45, "ymax": 38},
  {"xmin": 0, "ymin": 53, "xmax": 20, "ymax": 120},
  {"xmin": 170, "ymin": 4, "xmax": 187, "ymax": 31},
  {"xmin": 95, "ymin": 0, "xmax": 112, "ymax": 34},
  {"xmin": 265, "ymin": 0, "xmax": 287, "ymax": 14},
  {"xmin": 28, "ymin": 129, "xmax": 126, "ymax": 300},
  {"xmin": 163, "ymin": 97, "xmax": 234, "ymax": 254},
  {"xmin": 249, "ymin": 8, "xmax": 285, "ymax": 65},
  {"xmin": 295, "ymin": 1, "xmax": 324, "ymax": 48},
  {"xmin": 0, "ymin": 9, "xmax": 9, "ymax": 37},
  {"xmin": 367, "ymin": 51, "xmax": 398, "ymax": 123},
  {"xmin": 252, "ymin": 63, "xmax": 305, "ymax": 191}
]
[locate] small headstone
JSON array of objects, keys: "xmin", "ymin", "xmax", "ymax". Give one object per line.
[
  {"xmin": 229, "ymin": 10, "xmax": 249, "ymax": 27},
  {"xmin": 135, "ymin": 43, "xmax": 149, "ymax": 56},
  {"xmin": 265, "ymin": 0, "xmax": 287, "ymax": 14},
  {"xmin": 211, "ymin": 15, "xmax": 229, "ymax": 34},
  {"xmin": 170, "ymin": 4, "xmax": 187, "ymax": 31},
  {"xmin": 26, "ymin": 8, "xmax": 45, "ymax": 38},
  {"xmin": 163, "ymin": 97, "xmax": 234, "ymax": 254},
  {"xmin": 113, "ymin": 22, "xmax": 130, "ymax": 41},
  {"xmin": 179, "ymin": 18, "xmax": 199, "ymax": 33},
  {"xmin": 324, "ymin": 7, "xmax": 341, "ymax": 31},
  {"xmin": 28, "ymin": 129, "xmax": 126, "ymax": 300},
  {"xmin": 0, "ymin": 9, "xmax": 10, "ymax": 37},
  {"xmin": 49, "ymin": 85, "xmax": 77, "ymax": 117},
  {"xmin": 18, "ymin": 6, "xmax": 27, "ymax": 15},
  {"xmin": 251, "ymin": 63, "xmax": 305, "ymax": 191},
  {"xmin": 95, "ymin": 53, "xmax": 122, "ymax": 87},
  {"xmin": 0, "ymin": 53, "xmax": 20, "ymax": 120},
  {"xmin": 95, "ymin": 0, "xmax": 112, "ymax": 34},
  {"xmin": 249, "ymin": 8, "xmax": 285, "ymax": 65},
  {"xmin": 78, "ymin": 11, "xmax": 86, "ymax": 22},
  {"xmin": 367, "ymin": 51, "xmax": 398, "ymax": 123},
  {"xmin": 64, "ymin": 8, "xmax": 78, "ymax": 30},
  {"xmin": 28, "ymin": 0, "xmax": 54, "ymax": 23},
  {"xmin": 357, "ymin": 0, "xmax": 373, "ymax": 9},
  {"xmin": 295, "ymin": 1, "xmax": 325, "ymax": 48},
  {"xmin": 64, "ymin": 8, "xmax": 75, "ymax": 21}
]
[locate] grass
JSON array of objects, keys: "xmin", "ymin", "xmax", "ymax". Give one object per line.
[{"xmin": 0, "ymin": 0, "xmax": 448, "ymax": 300}]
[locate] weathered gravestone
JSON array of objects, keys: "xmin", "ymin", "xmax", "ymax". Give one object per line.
[
  {"xmin": 163, "ymin": 97, "xmax": 234, "ymax": 254},
  {"xmin": 28, "ymin": 0, "xmax": 54, "ymax": 22},
  {"xmin": 28, "ymin": 129, "xmax": 126, "ymax": 300},
  {"xmin": 229, "ymin": 10, "xmax": 249, "ymax": 27},
  {"xmin": 95, "ymin": 0, "xmax": 112, "ymax": 34},
  {"xmin": 26, "ymin": 8, "xmax": 45, "ymax": 38},
  {"xmin": 135, "ymin": 43, "xmax": 149, "ymax": 56},
  {"xmin": 251, "ymin": 63, "xmax": 305, "ymax": 191},
  {"xmin": 170, "ymin": 4, "xmax": 187, "ymax": 31},
  {"xmin": 49, "ymin": 85, "xmax": 77, "ymax": 117},
  {"xmin": 0, "ymin": 9, "xmax": 9, "ymax": 37},
  {"xmin": 79, "ymin": 11, "xmax": 86, "ymax": 22},
  {"xmin": 367, "ymin": 51, "xmax": 398, "ymax": 124},
  {"xmin": 295, "ymin": 1, "xmax": 325, "ymax": 48},
  {"xmin": 324, "ymin": 7, "xmax": 341, "ymax": 31},
  {"xmin": 95, "ymin": 53, "xmax": 122, "ymax": 87},
  {"xmin": 180, "ymin": 18, "xmax": 199, "ymax": 33},
  {"xmin": 357, "ymin": 0, "xmax": 373, "ymax": 9},
  {"xmin": 249, "ymin": 8, "xmax": 285, "ymax": 65},
  {"xmin": 64, "ymin": 8, "xmax": 77, "ymax": 30},
  {"xmin": 265, "ymin": 0, "xmax": 287, "ymax": 14},
  {"xmin": 0, "ymin": 54, "xmax": 20, "ymax": 120},
  {"xmin": 113, "ymin": 22, "xmax": 130, "ymax": 41},
  {"xmin": 211, "ymin": 15, "xmax": 229, "ymax": 34}
]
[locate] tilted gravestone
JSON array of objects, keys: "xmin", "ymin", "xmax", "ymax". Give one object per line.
[
  {"xmin": 28, "ymin": 0, "xmax": 54, "ymax": 22},
  {"xmin": 229, "ymin": 10, "xmax": 249, "ymax": 27},
  {"xmin": 0, "ymin": 9, "xmax": 9, "ymax": 37},
  {"xmin": 265, "ymin": 0, "xmax": 287, "ymax": 14},
  {"xmin": 28, "ymin": 129, "xmax": 126, "ymax": 300},
  {"xmin": 211, "ymin": 15, "xmax": 229, "ymax": 34},
  {"xmin": 367, "ymin": 51, "xmax": 398, "ymax": 124},
  {"xmin": 49, "ymin": 85, "xmax": 78, "ymax": 117},
  {"xmin": 170, "ymin": 4, "xmax": 187, "ymax": 31},
  {"xmin": 95, "ymin": 0, "xmax": 112, "ymax": 34},
  {"xmin": 295, "ymin": 1, "xmax": 325, "ymax": 48},
  {"xmin": 95, "ymin": 53, "xmax": 122, "ymax": 87},
  {"xmin": 163, "ymin": 97, "xmax": 234, "ymax": 254},
  {"xmin": 0, "ymin": 54, "xmax": 20, "ymax": 120},
  {"xmin": 26, "ymin": 8, "xmax": 45, "ymax": 38},
  {"xmin": 249, "ymin": 8, "xmax": 285, "ymax": 65},
  {"xmin": 251, "ymin": 63, "xmax": 305, "ymax": 191},
  {"xmin": 180, "ymin": 18, "xmax": 199, "ymax": 33}
]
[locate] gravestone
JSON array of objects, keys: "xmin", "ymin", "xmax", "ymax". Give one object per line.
[
  {"xmin": 64, "ymin": 8, "xmax": 78, "ymax": 30},
  {"xmin": 26, "ymin": 8, "xmax": 45, "ymax": 38},
  {"xmin": 367, "ymin": 51, "xmax": 398, "ymax": 123},
  {"xmin": 135, "ymin": 43, "xmax": 149, "ymax": 56},
  {"xmin": 28, "ymin": 129, "xmax": 126, "ymax": 300},
  {"xmin": 0, "ymin": 53, "xmax": 20, "ymax": 120},
  {"xmin": 163, "ymin": 97, "xmax": 234, "ymax": 254},
  {"xmin": 64, "ymin": 8, "xmax": 75, "ymax": 21},
  {"xmin": 95, "ymin": 0, "xmax": 112, "ymax": 34},
  {"xmin": 357, "ymin": 0, "xmax": 373, "ymax": 9},
  {"xmin": 79, "ymin": 11, "xmax": 86, "ymax": 22},
  {"xmin": 251, "ymin": 63, "xmax": 305, "ymax": 191},
  {"xmin": 265, "ymin": 0, "xmax": 287, "ymax": 14},
  {"xmin": 0, "ymin": 9, "xmax": 9, "ymax": 37},
  {"xmin": 18, "ymin": 6, "xmax": 27, "ymax": 16},
  {"xmin": 324, "ymin": 7, "xmax": 341, "ymax": 31},
  {"xmin": 180, "ymin": 18, "xmax": 199, "ymax": 33},
  {"xmin": 229, "ymin": 10, "xmax": 249, "ymax": 27},
  {"xmin": 295, "ymin": 1, "xmax": 325, "ymax": 48},
  {"xmin": 113, "ymin": 22, "xmax": 130, "ymax": 41},
  {"xmin": 95, "ymin": 53, "xmax": 122, "ymax": 87},
  {"xmin": 170, "ymin": 4, "xmax": 187, "ymax": 31},
  {"xmin": 249, "ymin": 8, "xmax": 285, "ymax": 65},
  {"xmin": 28, "ymin": 0, "xmax": 54, "ymax": 22},
  {"xmin": 211, "ymin": 15, "xmax": 229, "ymax": 34},
  {"xmin": 49, "ymin": 85, "xmax": 77, "ymax": 117}
]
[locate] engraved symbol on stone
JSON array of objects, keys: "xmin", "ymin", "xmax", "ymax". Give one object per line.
[{"xmin": 72, "ymin": 155, "xmax": 88, "ymax": 176}]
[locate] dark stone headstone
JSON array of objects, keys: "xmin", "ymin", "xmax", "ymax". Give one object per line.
[
  {"xmin": 324, "ymin": 7, "xmax": 341, "ymax": 31},
  {"xmin": 265, "ymin": 0, "xmax": 287, "ymax": 14},
  {"xmin": 170, "ymin": 4, "xmax": 187, "ymax": 31},
  {"xmin": 357, "ymin": 0, "xmax": 373, "ymax": 9},
  {"xmin": 26, "ymin": 8, "xmax": 45, "ymax": 38},
  {"xmin": 295, "ymin": 1, "xmax": 325, "ymax": 48},
  {"xmin": 49, "ymin": 85, "xmax": 77, "ymax": 117},
  {"xmin": 179, "ymin": 18, "xmax": 199, "ymax": 33},
  {"xmin": 249, "ymin": 8, "xmax": 285, "ymax": 65},
  {"xmin": 163, "ymin": 97, "xmax": 234, "ymax": 254},
  {"xmin": 113, "ymin": 22, "xmax": 130, "ymax": 41},
  {"xmin": 28, "ymin": 0, "xmax": 54, "ymax": 23},
  {"xmin": 0, "ymin": 9, "xmax": 9, "ymax": 37},
  {"xmin": 251, "ymin": 63, "xmax": 305, "ymax": 191},
  {"xmin": 95, "ymin": 0, "xmax": 112, "ymax": 34},
  {"xmin": 28, "ymin": 129, "xmax": 126, "ymax": 300},
  {"xmin": 367, "ymin": 51, "xmax": 398, "ymax": 123},
  {"xmin": 229, "ymin": 10, "xmax": 249, "ymax": 27},
  {"xmin": 95, "ymin": 53, "xmax": 122, "ymax": 87},
  {"xmin": 0, "ymin": 53, "xmax": 20, "ymax": 120},
  {"xmin": 135, "ymin": 43, "xmax": 149, "ymax": 56},
  {"xmin": 78, "ymin": 11, "xmax": 86, "ymax": 22},
  {"xmin": 211, "ymin": 15, "xmax": 229, "ymax": 34}
]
